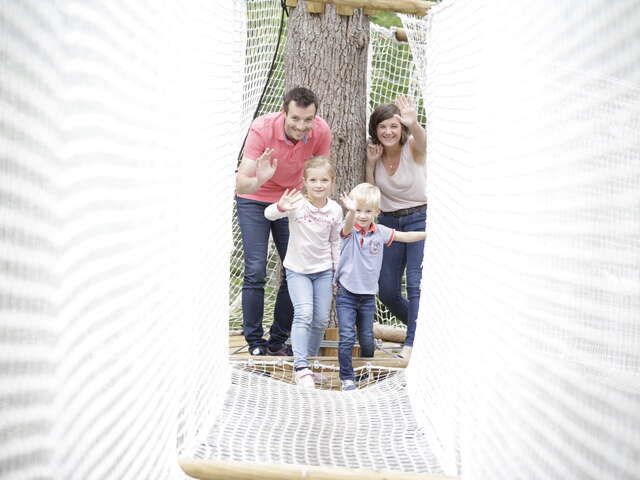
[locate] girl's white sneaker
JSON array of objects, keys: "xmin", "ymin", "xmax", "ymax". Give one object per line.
[{"xmin": 294, "ymin": 368, "xmax": 315, "ymax": 389}]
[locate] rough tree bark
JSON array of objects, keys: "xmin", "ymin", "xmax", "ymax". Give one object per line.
[
  {"xmin": 284, "ymin": 1, "xmax": 370, "ymax": 197},
  {"xmin": 284, "ymin": 2, "xmax": 370, "ymax": 330}
]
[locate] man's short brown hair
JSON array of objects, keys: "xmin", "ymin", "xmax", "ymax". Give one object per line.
[{"xmin": 283, "ymin": 87, "xmax": 319, "ymax": 114}]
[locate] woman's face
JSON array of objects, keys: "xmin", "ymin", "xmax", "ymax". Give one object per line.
[{"xmin": 376, "ymin": 116, "xmax": 402, "ymax": 148}]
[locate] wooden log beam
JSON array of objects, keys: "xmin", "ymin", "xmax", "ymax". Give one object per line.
[
  {"xmin": 336, "ymin": 4, "xmax": 355, "ymax": 15},
  {"xmin": 307, "ymin": 1, "xmax": 326, "ymax": 13},
  {"xmin": 179, "ymin": 458, "xmax": 459, "ymax": 480},
  {"xmin": 304, "ymin": 0, "xmax": 435, "ymax": 16},
  {"xmin": 394, "ymin": 27, "xmax": 408, "ymax": 42},
  {"xmin": 374, "ymin": 322, "xmax": 407, "ymax": 343}
]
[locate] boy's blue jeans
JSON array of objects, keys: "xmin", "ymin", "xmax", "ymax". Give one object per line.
[
  {"xmin": 336, "ymin": 283, "xmax": 376, "ymax": 381},
  {"xmin": 286, "ymin": 268, "xmax": 333, "ymax": 369},
  {"xmin": 236, "ymin": 196, "xmax": 293, "ymax": 352},
  {"xmin": 377, "ymin": 209, "xmax": 426, "ymax": 346}
]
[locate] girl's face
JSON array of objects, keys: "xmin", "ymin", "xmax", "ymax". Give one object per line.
[
  {"xmin": 376, "ymin": 116, "xmax": 402, "ymax": 147},
  {"xmin": 303, "ymin": 167, "xmax": 333, "ymax": 203}
]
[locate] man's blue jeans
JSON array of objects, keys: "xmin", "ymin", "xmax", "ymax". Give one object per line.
[
  {"xmin": 377, "ymin": 209, "xmax": 426, "ymax": 347},
  {"xmin": 286, "ymin": 268, "xmax": 333, "ymax": 369},
  {"xmin": 336, "ymin": 284, "xmax": 376, "ymax": 381},
  {"xmin": 236, "ymin": 196, "xmax": 293, "ymax": 351}
]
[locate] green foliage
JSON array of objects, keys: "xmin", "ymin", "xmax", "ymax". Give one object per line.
[{"xmin": 369, "ymin": 11, "xmax": 402, "ymax": 28}]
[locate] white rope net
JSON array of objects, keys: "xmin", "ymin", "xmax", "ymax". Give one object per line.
[
  {"xmin": 1, "ymin": 0, "xmax": 639, "ymax": 479},
  {"xmin": 405, "ymin": 0, "xmax": 640, "ymax": 478},
  {"xmin": 191, "ymin": 368, "xmax": 441, "ymax": 472}
]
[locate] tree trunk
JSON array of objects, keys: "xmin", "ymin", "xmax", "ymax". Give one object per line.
[{"xmin": 284, "ymin": 1, "xmax": 370, "ymax": 197}]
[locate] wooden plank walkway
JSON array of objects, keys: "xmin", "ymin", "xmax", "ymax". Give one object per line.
[{"xmin": 229, "ymin": 328, "xmax": 407, "ymax": 390}]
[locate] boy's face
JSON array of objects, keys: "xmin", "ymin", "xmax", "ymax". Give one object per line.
[{"xmin": 354, "ymin": 202, "xmax": 378, "ymax": 229}]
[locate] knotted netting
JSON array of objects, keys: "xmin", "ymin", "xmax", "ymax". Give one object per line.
[{"xmin": 1, "ymin": 1, "xmax": 639, "ymax": 479}]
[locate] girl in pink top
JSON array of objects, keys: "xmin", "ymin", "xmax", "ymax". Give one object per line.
[{"xmin": 265, "ymin": 157, "xmax": 342, "ymax": 389}]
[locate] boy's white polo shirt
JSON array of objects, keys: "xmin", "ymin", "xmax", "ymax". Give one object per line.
[{"xmin": 334, "ymin": 222, "xmax": 395, "ymax": 295}]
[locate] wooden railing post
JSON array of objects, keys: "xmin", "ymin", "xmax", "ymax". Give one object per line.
[
  {"xmin": 286, "ymin": 0, "xmax": 435, "ymax": 17},
  {"xmin": 306, "ymin": 1, "xmax": 326, "ymax": 14}
]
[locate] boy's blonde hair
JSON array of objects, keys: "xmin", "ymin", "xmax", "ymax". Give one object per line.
[
  {"xmin": 303, "ymin": 156, "xmax": 335, "ymax": 181},
  {"xmin": 349, "ymin": 183, "xmax": 380, "ymax": 211}
]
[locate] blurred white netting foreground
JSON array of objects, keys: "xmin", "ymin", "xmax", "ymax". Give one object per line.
[{"xmin": 1, "ymin": 0, "xmax": 639, "ymax": 479}]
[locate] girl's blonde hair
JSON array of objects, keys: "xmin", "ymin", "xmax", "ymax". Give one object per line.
[
  {"xmin": 349, "ymin": 183, "xmax": 380, "ymax": 211},
  {"xmin": 303, "ymin": 156, "xmax": 336, "ymax": 180}
]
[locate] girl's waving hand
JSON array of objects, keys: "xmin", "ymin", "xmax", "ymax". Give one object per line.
[{"xmin": 277, "ymin": 188, "xmax": 303, "ymax": 212}]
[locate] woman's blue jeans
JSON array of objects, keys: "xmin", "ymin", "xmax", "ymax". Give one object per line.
[
  {"xmin": 336, "ymin": 284, "xmax": 376, "ymax": 381},
  {"xmin": 377, "ymin": 209, "xmax": 426, "ymax": 346},
  {"xmin": 236, "ymin": 196, "xmax": 293, "ymax": 352},
  {"xmin": 286, "ymin": 268, "xmax": 333, "ymax": 369}
]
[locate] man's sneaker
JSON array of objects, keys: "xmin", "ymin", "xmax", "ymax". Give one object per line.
[
  {"xmin": 250, "ymin": 346, "xmax": 266, "ymax": 356},
  {"xmin": 341, "ymin": 379, "xmax": 357, "ymax": 391},
  {"xmin": 294, "ymin": 368, "xmax": 315, "ymax": 389},
  {"xmin": 267, "ymin": 345, "xmax": 293, "ymax": 356}
]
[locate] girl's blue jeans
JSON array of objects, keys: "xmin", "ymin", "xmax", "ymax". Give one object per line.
[
  {"xmin": 286, "ymin": 268, "xmax": 333, "ymax": 369},
  {"xmin": 377, "ymin": 209, "xmax": 426, "ymax": 346},
  {"xmin": 336, "ymin": 283, "xmax": 376, "ymax": 381}
]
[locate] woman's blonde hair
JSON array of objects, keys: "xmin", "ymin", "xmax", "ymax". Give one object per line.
[{"xmin": 349, "ymin": 183, "xmax": 380, "ymax": 211}]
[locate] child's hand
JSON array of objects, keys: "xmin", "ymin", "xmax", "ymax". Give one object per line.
[
  {"xmin": 340, "ymin": 193, "xmax": 357, "ymax": 212},
  {"xmin": 394, "ymin": 95, "xmax": 418, "ymax": 129},
  {"xmin": 277, "ymin": 188, "xmax": 303, "ymax": 211}
]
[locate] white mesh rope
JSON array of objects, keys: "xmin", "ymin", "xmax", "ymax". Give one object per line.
[
  {"xmin": 404, "ymin": 0, "xmax": 640, "ymax": 478},
  {"xmin": 191, "ymin": 368, "xmax": 443, "ymax": 473},
  {"xmin": 1, "ymin": 1, "xmax": 242, "ymax": 478},
  {"xmin": 1, "ymin": 1, "xmax": 640, "ymax": 480}
]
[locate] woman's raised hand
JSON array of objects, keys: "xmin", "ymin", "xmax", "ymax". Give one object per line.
[
  {"xmin": 394, "ymin": 95, "xmax": 418, "ymax": 128},
  {"xmin": 366, "ymin": 141, "xmax": 383, "ymax": 166},
  {"xmin": 340, "ymin": 192, "xmax": 357, "ymax": 212},
  {"xmin": 277, "ymin": 188, "xmax": 303, "ymax": 211}
]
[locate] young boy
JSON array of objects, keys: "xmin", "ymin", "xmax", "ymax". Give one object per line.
[{"xmin": 334, "ymin": 183, "xmax": 427, "ymax": 391}]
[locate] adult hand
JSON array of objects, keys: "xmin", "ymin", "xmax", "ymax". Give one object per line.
[
  {"xmin": 394, "ymin": 95, "xmax": 418, "ymax": 129},
  {"xmin": 256, "ymin": 148, "xmax": 278, "ymax": 186},
  {"xmin": 340, "ymin": 192, "xmax": 357, "ymax": 212},
  {"xmin": 366, "ymin": 141, "xmax": 383, "ymax": 167},
  {"xmin": 277, "ymin": 188, "xmax": 303, "ymax": 211}
]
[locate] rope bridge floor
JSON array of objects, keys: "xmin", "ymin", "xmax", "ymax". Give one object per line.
[{"xmin": 180, "ymin": 367, "xmax": 454, "ymax": 480}]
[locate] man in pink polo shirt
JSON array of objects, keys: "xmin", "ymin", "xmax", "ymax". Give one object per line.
[{"xmin": 236, "ymin": 87, "xmax": 332, "ymax": 356}]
